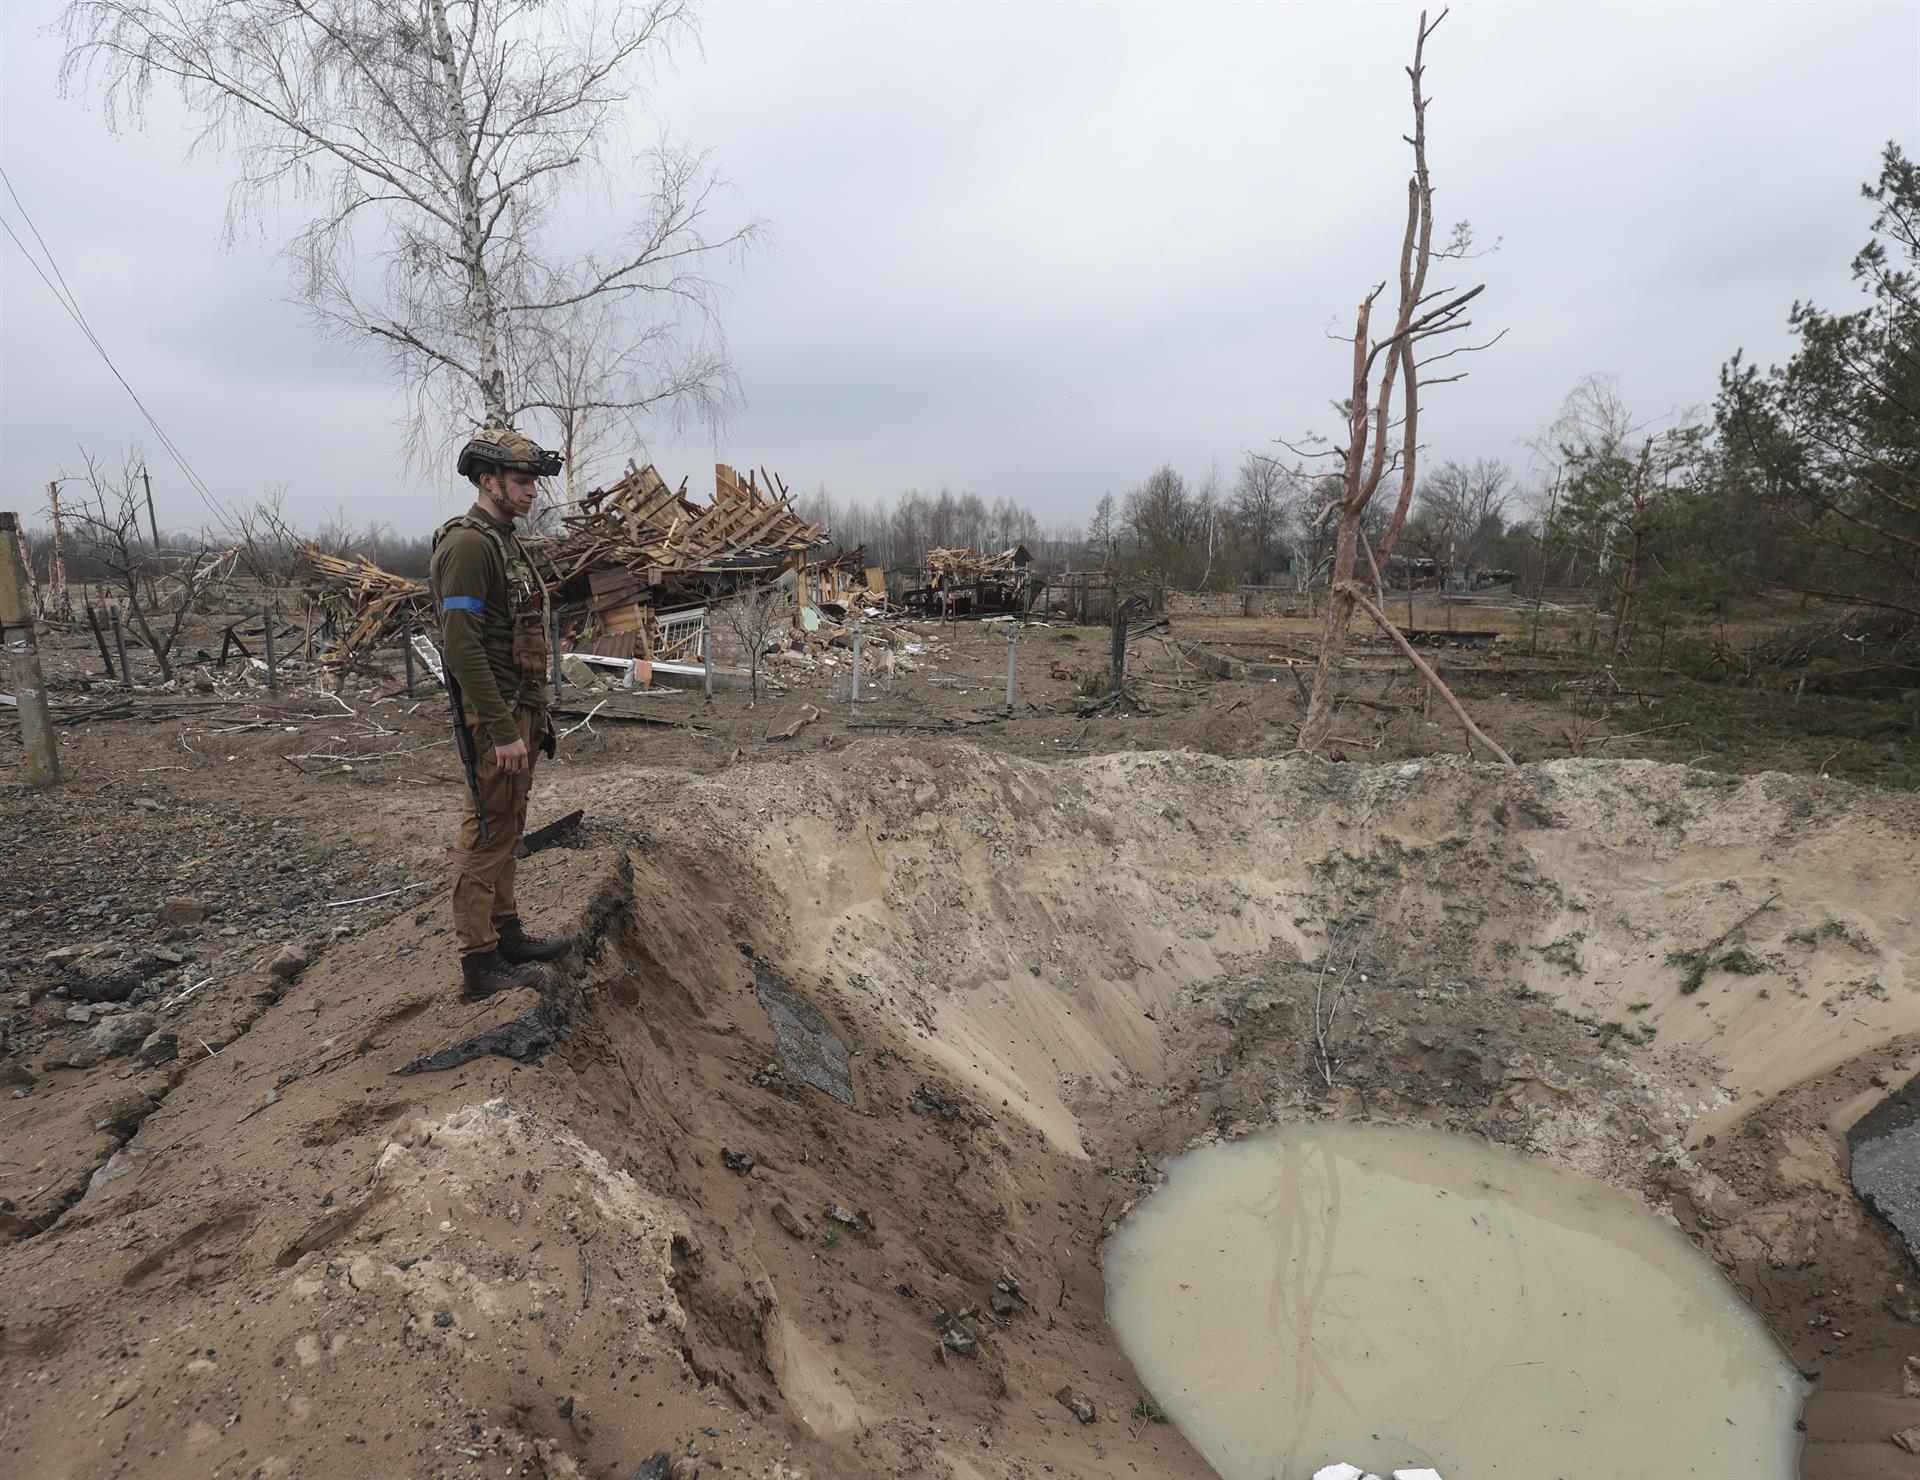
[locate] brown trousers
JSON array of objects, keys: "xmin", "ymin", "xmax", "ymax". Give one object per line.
[{"xmin": 450, "ymin": 704, "xmax": 548, "ymax": 955}]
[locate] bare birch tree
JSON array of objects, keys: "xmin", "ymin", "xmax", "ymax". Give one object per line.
[
  {"xmin": 1295, "ymin": 9, "xmax": 1504, "ymax": 758},
  {"xmin": 61, "ymin": 0, "xmax": 756, "ymax": 463},
  {"xmin": 525, "ymin": 294, "xmax": 689, "ymax": 506}
]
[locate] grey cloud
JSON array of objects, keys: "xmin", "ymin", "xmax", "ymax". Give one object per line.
[{"xmin": 3, "ymin": 0, "xmax": 1914, "ymax": 536}]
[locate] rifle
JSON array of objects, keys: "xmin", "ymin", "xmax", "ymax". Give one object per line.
[{"xmin": 442, "ymin": 658, "xmax": 492, "ymax": 848}]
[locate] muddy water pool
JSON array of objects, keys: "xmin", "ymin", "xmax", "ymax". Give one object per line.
[{"xmin": 1104, "ymin": 1122, "xmax": 1804, "ymax": 1479}]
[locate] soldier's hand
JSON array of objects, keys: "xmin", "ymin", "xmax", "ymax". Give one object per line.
[{"xmin": 492, "ymin": 737, "xmax": 531, "ymax": 774}]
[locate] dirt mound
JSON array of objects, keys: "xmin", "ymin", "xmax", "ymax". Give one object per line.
[{"xmin": 3, "ymin": 745, "xmax": 1918, "ymax": 1478}]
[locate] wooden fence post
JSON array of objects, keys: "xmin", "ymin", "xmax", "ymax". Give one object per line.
[
  {"xmin": 86, "ymin": 603, "xmax": 115, "ymax": 677},
  {"xmin": 850, "ymin": 614, "xmax": 862, "ymax": 715},
  {"xmin": 0, "ymin": 511, "xmax": 60, "ymax": 787}
]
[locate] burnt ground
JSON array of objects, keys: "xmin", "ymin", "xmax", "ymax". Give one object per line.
[{"xmin": 15, "ymin": 587, "xmax": 1920, "ymax": 791}]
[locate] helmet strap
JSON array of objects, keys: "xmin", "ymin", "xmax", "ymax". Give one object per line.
[{"xmin": 474, "ymin": 469, "xmax": 511, "ymax": 524}]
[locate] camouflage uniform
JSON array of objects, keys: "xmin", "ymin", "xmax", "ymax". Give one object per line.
[{"xmin": 430, "ymin": 502, "xmax": 554, "ymax": 956}]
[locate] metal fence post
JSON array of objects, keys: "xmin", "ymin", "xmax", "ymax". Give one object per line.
[
  {"xmin": 1005, "ymin": 623, "xmax": 1016, "ymax": 713},
  {"xmin": 264, "ymin": 606, "xmax": 278, "ymax": 693}
]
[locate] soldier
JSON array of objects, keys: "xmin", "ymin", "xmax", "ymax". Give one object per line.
[{"xmin": 429, "ymin": 429, "xmax": 571, "ymax": 1001}]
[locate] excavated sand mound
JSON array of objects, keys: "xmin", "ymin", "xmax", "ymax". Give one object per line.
[{"xmin": 2, "ymin": 746, "xmax": 1916, "ymax": 1479}]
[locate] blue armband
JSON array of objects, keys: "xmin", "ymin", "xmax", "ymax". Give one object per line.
[{"xmin": 441, "ymin": 595, "xmax": 485, "ymax": 614}]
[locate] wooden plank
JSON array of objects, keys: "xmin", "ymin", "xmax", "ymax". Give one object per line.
[
  {"xmin": 572, "ymin": 632, "xmax": 639, "ymax": 659},
  {"xmin": 588, "ymin": 567, "xmax": 642, "ymax": 597}
]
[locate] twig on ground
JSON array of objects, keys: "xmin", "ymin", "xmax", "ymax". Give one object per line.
[
  {"xmin": 1673, "ymin": 893, "xmax": 1782, "ymax": 995},
  {"xmin": 557, "ymin": 701, "xmax": 607, "ymax": 739},
  {"xmin": 578, "ymin": 1228, "xmax": 600, "ymax": 1313},
  {"xmin": 1313, "ymin": 930, "xmax": 1363, "ymax": 1089},
  {"xmin": 1593, "ymin": 721, "xmax": 1690, "ymax": 749},
  {"xmin": 162, "ymin": 976, "xmax": 216, "ymax": 1010},
  {"xmin": 323, "ymin": 883, "xmax": 430, "ymax": 909},
  {"xmin": 284, "ymin": 741, "xmax": 449, "ymax": 763}
]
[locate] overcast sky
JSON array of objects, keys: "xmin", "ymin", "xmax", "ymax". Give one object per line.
[{"xmin": 2, "ymin": 1, "xmax": 1915, "ymax": 536}]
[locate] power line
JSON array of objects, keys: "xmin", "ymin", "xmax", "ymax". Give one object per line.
[{"xmin": 0, "ymin": 161, "xmax": 233, "ymax": 527}]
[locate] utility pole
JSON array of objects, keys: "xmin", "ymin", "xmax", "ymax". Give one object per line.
[
  {"xmin": 0, "ymin": 511, "xmax": 61, "ymax": 787},
  {"xmin": 140, "ymin": 464, "xmax": 160, "ymax": 551}
]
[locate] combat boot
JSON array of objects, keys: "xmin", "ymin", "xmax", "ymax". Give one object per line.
[
  {"xmin": 460, "ymin": 948, "xmax": 545, "ymax": 1002},
  {"xmin": 498, "ymin": 916, "xmax": 569, "ymax": 964}
]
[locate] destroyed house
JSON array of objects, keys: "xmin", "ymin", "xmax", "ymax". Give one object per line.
[
  {"xmin": 307, "ymin": 459, "xmax": 851, "ymax": 681},
  {"xmin": 901, "ymin": 544, "xmax": 1035, "ymax": 619}
]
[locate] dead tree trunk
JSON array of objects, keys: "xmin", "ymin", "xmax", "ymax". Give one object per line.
[
  {"xmin": 1298, "ymin": 8, "xmax": 1497, "ymax": 756},
  {"xmin": 47, "ymin": 479, "xmax": 72, "ymax": 622}
]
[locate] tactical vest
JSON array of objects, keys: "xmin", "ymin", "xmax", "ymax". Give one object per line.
[{"xmin": 430, "ymin": 512, "xmax": 553, "ymax": 712}]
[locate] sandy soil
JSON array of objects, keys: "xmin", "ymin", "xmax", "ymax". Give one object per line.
[{"xmin": 4, "ymin": 607, "xmax": 1920, "ymax": 1479}]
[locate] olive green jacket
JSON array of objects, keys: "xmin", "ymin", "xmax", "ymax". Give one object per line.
[{"xmin": 428, "ymin": 503, "xmax": 552, "ymax": 747}]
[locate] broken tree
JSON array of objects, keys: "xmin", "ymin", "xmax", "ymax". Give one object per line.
[{"xmin": 1296, "ymin": 9, "xmax": 1509, "ymax": 762}]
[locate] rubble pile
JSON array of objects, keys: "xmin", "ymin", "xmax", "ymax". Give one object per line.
[
  {"xmin": 305, "ymin": 460, "xmax": 899, "ymax": 676},
  {"xmin": 902, "ymin": 543, "xmax": 1035, "ymax": 619},
  {"xmin": 547, "ymin": 461, "xmax": 821, "ymax": 591},
  {"xmin": 302, "ymin": 549, "xmax": 427, "ymax": 654},
  {"xmin": 301, "ymin": 460, "xmax": 1064, "ymax": 695}
]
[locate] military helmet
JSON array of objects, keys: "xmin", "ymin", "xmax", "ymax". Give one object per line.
[{"xmin": 457, "ymin": 428, "xmax": 564, "ymax": 480}]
